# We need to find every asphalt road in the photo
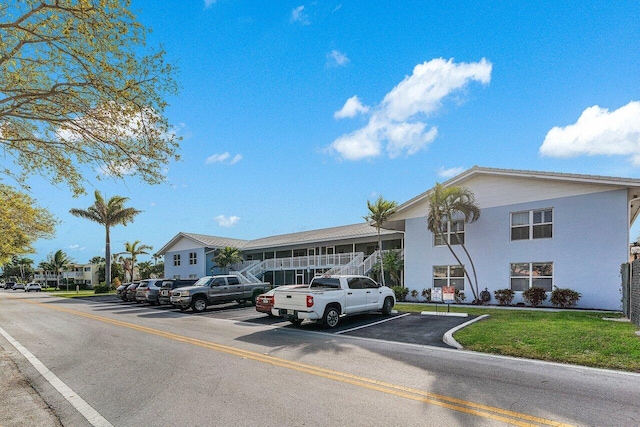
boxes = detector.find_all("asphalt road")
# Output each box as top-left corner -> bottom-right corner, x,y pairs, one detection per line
1,292 -> 640,426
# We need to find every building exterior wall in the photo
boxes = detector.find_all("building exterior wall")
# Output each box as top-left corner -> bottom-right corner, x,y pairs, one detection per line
403,189 -> 628,310
163,247 -> 207,279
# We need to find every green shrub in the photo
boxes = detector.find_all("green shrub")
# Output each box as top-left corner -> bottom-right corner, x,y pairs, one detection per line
410,289 -> 419,301
455,289 -> 466,303
494,288 -> 515,306
522,287 -> 548,307
392,286 -> 409,302
421,288 -> 431,302
93,284 -> 111,294
550,287 -> 581,308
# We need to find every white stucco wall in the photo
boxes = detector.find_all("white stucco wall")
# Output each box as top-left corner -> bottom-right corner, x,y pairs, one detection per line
403,188 -> 628,310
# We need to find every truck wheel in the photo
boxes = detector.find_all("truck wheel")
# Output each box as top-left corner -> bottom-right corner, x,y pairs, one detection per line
290,319 -> 303,326
251,292 -> 260,306
322,306 -> 340,328
191,297 -> 207,313
382,297 -> 393,315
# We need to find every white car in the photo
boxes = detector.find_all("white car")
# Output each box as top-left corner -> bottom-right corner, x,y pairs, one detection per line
25,283 -> 42,292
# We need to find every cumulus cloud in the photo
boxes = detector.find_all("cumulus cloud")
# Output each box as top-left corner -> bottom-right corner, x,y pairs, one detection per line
204,0 -> 216,8
327,58 -> 492,161
327,50 -> 349,68
215,215 -> 240,227
437,166 -> 465,178
540,101 -> 640,166
291,6 -> 309,24
206,152 -> 243,165
334,96 -> 369,119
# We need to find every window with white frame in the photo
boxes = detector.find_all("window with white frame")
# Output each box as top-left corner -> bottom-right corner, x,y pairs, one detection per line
510,262 -> 553,292
434,219 -> 465,246
173,254 -> 181,266
511,209 -> 553,240
189,252 -> 197,265
433,265 -> 465,291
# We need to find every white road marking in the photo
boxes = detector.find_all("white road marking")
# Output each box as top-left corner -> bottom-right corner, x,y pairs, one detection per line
0,325 -> 113,427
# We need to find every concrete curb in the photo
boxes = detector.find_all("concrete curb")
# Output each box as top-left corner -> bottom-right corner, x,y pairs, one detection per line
443,314 -> 490,349
421,311 -> 469,318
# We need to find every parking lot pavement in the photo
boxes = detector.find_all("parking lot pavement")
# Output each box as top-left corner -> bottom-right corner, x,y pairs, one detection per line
86,297 -> 476,348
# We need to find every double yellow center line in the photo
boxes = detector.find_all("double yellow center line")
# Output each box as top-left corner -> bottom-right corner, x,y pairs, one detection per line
27,299 -> 573,427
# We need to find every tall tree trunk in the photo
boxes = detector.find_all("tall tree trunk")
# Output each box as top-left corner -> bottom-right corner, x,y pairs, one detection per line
439,229 -> 479,303
105,226 -> 111,289
377,229 -> 386,287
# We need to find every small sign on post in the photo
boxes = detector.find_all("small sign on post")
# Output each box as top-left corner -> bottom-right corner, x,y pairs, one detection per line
443,286 -> 455,303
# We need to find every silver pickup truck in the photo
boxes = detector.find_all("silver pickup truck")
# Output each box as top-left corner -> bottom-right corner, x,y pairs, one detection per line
170,274 -> 270,313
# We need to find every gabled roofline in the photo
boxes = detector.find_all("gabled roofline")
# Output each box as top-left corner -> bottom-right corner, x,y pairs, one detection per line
392,165 -> 640,217
156,232 -> 249,256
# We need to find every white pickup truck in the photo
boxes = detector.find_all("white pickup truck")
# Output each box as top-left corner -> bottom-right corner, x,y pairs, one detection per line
272,275 -> 396,328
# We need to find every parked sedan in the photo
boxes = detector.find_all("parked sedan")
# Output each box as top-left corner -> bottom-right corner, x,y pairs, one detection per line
123,282 -> 140,302
25,283 -> 42,292
116,283 -> 130,300
4,282 -> 16,290
13,283 -> 26,291
255,285 -> 306,316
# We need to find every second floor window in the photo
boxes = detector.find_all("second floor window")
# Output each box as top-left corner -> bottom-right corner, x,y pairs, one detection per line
433,265 -> 465,290
511,209 -> 553,241
189,252 -> 197,265
173,254 -> 181,266
434,220 -> 465,246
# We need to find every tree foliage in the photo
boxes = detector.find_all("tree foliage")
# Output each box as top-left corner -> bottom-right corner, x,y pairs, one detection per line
44,249 -> 72,289
0,0 -> 180,195
69,190 -> 141,288
213,247 -> 243,273
0,184 -> 58,263
363,195 -> 398,287
427,183 -> 481,303
119,240 -> 152,281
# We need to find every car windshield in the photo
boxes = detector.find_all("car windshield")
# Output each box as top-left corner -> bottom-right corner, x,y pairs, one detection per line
310,278 -> 340,289
192,277 -> 213,287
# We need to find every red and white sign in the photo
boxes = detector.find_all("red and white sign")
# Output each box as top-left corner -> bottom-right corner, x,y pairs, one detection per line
442,286 -> 455,302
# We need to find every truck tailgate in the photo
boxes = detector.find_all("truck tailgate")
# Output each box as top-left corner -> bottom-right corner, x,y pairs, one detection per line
273,288 -> 312,311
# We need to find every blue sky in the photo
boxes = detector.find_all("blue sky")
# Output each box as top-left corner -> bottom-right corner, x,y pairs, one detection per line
22,1 -> 640,264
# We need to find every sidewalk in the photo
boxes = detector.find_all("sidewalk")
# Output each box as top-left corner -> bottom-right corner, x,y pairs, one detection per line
0,350 -> 61,427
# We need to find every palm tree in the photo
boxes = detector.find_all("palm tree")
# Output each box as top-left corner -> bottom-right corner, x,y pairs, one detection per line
15,257 -> 34,282
213,247 -> 243,273
119,240 -> 153,281
427,183 -> 481,303
363,196 -> 398,287
70,191 -> 141,289
47,250 -> 72,290
137,261 -> 153,279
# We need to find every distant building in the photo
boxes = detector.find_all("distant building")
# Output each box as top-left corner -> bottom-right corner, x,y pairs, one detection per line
33,263 -> 101,288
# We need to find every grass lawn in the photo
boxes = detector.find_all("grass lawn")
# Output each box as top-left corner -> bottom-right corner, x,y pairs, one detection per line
43,289 -> 115,298
397,303 -> 640,372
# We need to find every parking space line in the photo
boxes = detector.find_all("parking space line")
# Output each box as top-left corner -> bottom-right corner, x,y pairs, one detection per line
334,312 -> 411,334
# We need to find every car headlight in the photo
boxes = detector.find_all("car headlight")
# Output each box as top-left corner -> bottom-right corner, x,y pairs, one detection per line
180,290 -> 189,296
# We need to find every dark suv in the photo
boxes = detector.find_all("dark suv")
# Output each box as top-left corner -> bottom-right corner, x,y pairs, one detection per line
158,278 -> 199,306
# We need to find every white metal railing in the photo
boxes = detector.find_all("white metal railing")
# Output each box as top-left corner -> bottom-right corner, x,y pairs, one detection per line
326,252 -> 365,275
238,253 -> 363,280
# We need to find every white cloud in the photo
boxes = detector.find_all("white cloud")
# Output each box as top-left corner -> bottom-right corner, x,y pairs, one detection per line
206,152 -> 243,165
68,244 -> 86,251
204,0 -> 216,8
437,166 -> 465,178
291,6 -> 309,25
327,57 -> 492,160
334,96 -> 369,119
215,215 -> 240,227
540,101 -> 640,166
327,50 -> 349,68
